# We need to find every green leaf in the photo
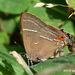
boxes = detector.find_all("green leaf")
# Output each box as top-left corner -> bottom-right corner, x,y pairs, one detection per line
60,20 -> 75,35
0,45 -> 26,75
66,0 -> 75,10
0,0 -> 30,14
0,18 -> 17,34
0,32 -> 9,44
31,55 -> 75,75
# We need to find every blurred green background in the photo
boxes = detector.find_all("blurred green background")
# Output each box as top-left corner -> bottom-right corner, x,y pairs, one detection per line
0,0 -> 75,75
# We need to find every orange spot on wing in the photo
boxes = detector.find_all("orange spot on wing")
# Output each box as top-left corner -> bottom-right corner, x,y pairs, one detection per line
57,35 -> 65,41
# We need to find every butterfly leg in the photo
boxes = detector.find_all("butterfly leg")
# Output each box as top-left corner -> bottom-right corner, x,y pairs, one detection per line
54,47 -> 64,57
26,54 -> 33,66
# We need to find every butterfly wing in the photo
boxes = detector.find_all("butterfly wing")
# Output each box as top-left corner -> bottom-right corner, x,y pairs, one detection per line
20,13 -> 65,61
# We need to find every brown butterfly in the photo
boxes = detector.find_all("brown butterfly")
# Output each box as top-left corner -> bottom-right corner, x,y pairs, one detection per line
20,12 -> 71,62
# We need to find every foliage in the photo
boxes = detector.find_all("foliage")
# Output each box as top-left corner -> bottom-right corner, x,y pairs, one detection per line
0,0 -> 75,75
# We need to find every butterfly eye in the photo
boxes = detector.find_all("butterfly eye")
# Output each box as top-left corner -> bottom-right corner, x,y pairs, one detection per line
57,35 -> 65,41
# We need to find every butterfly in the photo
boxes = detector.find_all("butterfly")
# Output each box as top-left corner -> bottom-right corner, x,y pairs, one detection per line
20,12 -> 71,62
